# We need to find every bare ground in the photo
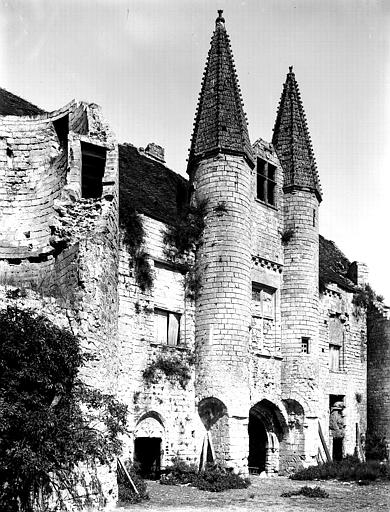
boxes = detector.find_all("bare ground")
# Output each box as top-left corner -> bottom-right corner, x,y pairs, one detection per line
114,475 -> 390,512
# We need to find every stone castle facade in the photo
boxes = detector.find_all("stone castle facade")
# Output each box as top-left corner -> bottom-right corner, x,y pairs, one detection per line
0,10 -> 389,507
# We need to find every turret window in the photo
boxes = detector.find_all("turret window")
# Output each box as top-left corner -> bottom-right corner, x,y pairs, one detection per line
256,157 -> 276,206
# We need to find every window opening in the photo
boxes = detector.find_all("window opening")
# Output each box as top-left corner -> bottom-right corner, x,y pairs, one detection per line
53,115 -> 69,150
81,142 -> 106,198
301,337 -> 310,354
154,308 -> 181,346
329,344 -> 341,371
256,157 -> 276,206
6,147 -> 13,168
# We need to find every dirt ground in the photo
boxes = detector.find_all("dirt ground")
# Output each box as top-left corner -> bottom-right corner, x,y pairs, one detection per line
114,475 -> 390,512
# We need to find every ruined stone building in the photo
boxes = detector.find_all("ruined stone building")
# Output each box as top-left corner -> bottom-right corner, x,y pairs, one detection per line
0,10 -> 389,505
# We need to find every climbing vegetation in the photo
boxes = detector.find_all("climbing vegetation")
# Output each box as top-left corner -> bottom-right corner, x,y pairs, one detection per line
142,350 -> 195,389
0,307 -> 127,512
121,208 -> 154,291
163,199 -> 207,299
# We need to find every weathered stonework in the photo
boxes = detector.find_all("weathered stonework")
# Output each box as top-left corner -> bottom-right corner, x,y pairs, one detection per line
2,9 -> 386,512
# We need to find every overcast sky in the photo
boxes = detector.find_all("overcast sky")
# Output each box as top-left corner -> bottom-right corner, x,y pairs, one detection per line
1,0 -> 389,302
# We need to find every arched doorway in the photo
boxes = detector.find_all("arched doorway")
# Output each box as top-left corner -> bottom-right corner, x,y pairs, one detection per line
198,397 -> 229,467
134,413 -> 165,479
248,413 -> 268,472
248,400 -> 286,475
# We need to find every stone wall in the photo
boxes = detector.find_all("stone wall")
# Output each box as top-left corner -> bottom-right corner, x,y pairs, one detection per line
318,286 -> 367,460
367,304 -> 390,454
117,215 -> 198,468
0,102 -> 120,509
281,187 -> 320,465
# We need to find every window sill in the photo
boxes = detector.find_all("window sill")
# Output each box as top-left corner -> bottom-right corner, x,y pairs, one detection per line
150,342 -> 189,352
254,198 -> 278,211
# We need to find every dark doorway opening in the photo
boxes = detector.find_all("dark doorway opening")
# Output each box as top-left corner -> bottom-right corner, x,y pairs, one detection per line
134,437 -> 161,479
248,412 -> 267,474
333,438 -> 343,461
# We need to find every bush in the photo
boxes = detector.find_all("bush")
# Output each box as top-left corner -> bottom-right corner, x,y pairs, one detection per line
194,465 -> 250,492
117,463 -> 149,505
161,461 -> 250,492
291,456 -> 390,483
0,307 -> 128,512
160,457 -> 198,486
282,485 -> 329,498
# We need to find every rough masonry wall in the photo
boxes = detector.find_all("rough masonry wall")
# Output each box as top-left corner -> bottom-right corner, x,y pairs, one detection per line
367,305 -> 390,453
0,102 -> 120,508
319,287 -> 367,458
281,188 -> 320,463
117,215 -> 198,468
192,153 -> 252,471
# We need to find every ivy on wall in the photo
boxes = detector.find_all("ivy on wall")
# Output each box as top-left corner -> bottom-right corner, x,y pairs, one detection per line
163,199 -> 207,299
142,350 -> 195,389
121,208 -> 154,292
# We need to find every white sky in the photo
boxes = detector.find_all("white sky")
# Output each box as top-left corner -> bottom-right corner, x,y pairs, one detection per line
1,0 -> 390,301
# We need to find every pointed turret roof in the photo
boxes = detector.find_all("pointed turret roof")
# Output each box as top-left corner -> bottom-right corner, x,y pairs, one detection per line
187,11 -> 254,175
272,67 -> 322,202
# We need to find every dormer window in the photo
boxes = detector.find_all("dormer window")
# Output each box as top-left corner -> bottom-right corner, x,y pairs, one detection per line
256,157 -> 276,206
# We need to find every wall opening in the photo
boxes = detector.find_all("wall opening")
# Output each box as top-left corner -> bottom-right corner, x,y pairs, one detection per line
248,412 -> 267,473
81,142 -> 106,198
198,397 -> 229,466
134,437 -> 161,479
53,115 -> 69,150
248,400 -> 286,475
329,395 -> 345,461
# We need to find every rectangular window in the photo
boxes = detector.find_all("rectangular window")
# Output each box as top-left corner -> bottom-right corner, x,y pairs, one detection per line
252,285 -> 275,319
329,344 -> 341,371
256,157 -> 276,206
301,337 -> 310,354
81,142 -> 106,198
154,309 -> 181,346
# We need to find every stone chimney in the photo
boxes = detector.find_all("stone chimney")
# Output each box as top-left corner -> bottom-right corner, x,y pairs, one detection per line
145,142 -> 165,163
347,261 -> 369,287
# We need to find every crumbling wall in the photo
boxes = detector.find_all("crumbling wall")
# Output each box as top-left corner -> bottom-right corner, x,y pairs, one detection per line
0,101 -> 119,508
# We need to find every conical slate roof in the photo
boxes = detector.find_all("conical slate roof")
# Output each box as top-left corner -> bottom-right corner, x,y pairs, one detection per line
272,67 -> 322,202
187,11 -> 254,175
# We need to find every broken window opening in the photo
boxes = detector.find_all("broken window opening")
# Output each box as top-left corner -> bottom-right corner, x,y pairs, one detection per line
53,115 -> 69,150
81,142 -> 106,198
256,157 -> 276,206
154,308 -> 181,346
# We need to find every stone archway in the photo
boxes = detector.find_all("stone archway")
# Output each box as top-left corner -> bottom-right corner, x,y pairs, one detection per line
134,412 -> 165,479
279,399 -> 306,474
198,397 -> 229,466
248,400 -> 287,475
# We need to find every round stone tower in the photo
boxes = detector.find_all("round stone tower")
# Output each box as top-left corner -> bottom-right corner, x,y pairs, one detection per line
272,67 -> 323,462
187,11 -> 255,471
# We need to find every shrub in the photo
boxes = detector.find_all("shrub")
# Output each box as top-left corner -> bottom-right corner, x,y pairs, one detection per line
160,461 -> 250,492
0,307 -> 128,512
117,463 -> 149,505
160,457 -> 198,486
291,456 -> 390,483
194,465 -> 250,492
282,486 -> 329,498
